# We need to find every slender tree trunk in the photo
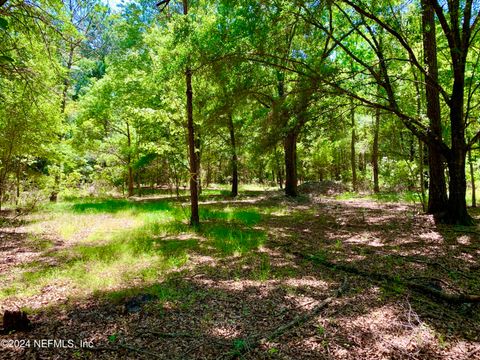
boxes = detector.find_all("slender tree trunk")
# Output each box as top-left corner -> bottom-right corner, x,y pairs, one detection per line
284,130 -> 298,197
350,100 -> 357,192
61,46 -> 74,114
126,122 -> 134,197
186,67 -> 199,225
136,174 -> 142,197
195,132 -> 202,195
419,140 -> 426,211
274,147 -> 283,189
183,0 -> 199,225
15,162 -> 20,207
372,106 -> 380,193
228,113 -> 238,197
49,46 -> 75,204
469,149 -> 476,207
422,0 -> 448,215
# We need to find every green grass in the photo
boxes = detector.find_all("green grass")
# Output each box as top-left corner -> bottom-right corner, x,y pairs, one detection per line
0,197 -> 267,301
202,224 -> 266,256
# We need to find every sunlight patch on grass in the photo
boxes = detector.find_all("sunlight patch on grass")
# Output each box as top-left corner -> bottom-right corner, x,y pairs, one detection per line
0,200 -> 196,300
200,207 -> 262,226
203,224 -> 266,256
0,196 -> 269,303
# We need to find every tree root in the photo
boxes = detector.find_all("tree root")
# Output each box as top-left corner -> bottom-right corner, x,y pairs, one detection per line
296,252 -> 480,304
217,278 -> 348,360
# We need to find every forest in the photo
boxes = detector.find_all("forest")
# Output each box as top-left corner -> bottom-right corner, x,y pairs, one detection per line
0,0 -> 480,358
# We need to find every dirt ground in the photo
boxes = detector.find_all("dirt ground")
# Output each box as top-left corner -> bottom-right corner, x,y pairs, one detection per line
1,191 -> 480,359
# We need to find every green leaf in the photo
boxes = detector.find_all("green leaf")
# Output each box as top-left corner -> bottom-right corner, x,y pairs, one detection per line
0,18 -> 8,30
0,55 -> 14,64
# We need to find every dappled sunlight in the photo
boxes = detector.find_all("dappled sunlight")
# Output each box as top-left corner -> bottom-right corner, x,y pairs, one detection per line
457,235 -> 471,245
0,197 -> 270,310
1,192 -> 480,359
344,234 -> 385,247
418,231 -> 444,243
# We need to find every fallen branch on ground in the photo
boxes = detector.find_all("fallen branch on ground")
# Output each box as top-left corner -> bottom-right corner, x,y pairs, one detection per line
218,278 -> 348,360
295,252 -> 480,304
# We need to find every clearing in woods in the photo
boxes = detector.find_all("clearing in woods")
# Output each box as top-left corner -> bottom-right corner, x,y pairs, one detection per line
0,187 -> 479,359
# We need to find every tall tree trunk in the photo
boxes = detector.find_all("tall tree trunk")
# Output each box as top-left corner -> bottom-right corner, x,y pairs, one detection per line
183,0 -> 199,225
469,149 -> 476,207
444,73 -> 472,224
61,46 -> 74,114
372,107 -> 380,193
49,46 -> 75,204
350,100 -> 357,192
228,113 -> 238,197
127,167 -> 134,197
419,140 -> 426,211
195,133 -> 202,195
284,130 -> 298,197
275,147 -> 283,189
126,122 -> 134,197
15,162 -> 20,207
186,67 -> 199,225
421,0 -> 448,215
136,173 -> 142,197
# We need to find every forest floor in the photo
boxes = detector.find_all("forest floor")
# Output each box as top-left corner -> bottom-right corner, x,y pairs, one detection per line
0,185 -> 480,359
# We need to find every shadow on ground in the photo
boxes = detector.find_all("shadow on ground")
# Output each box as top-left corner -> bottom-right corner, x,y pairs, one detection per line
0,191 -> 479,359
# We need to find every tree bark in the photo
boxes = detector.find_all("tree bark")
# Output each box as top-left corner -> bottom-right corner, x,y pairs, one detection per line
350,99 -> 357,191
183,0 -> 199,225
227,113 -> 238,197
421,0 -> 448,215
468,149 -> 476,207
444,80 -> 472,224
284,130 -> 298,197
186,67 -> 199,225
15,162 -> 20,207
195,133 -> 202,195
275,147 -> 283,189
126,122 -> 134,197
372,107 -> 380,193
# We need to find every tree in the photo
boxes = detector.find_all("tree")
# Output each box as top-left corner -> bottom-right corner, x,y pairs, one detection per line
300,0 -> 480,224
421,0 -> 448,215
157,0 -> 199,225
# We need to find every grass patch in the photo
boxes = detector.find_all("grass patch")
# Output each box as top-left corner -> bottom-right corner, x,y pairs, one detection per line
202,224 -> 266,256
200,207 -> 261,226
71,199 -> 173,214
25,234 -> 54,251
252,253 -> 272,281
0,196 -> 269,301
